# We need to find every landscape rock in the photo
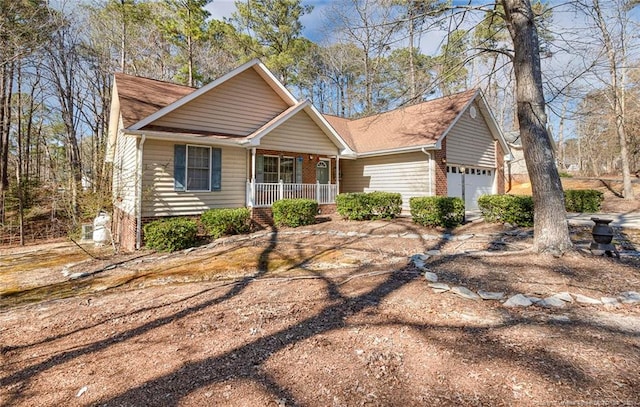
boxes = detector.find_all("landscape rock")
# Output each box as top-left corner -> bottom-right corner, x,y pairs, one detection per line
452,234 -> 474,241
503,294 -> 533,308
554,292 -> 574,302
428,282 -> 450,293
451,286 -> 480,300
526,296 -> 543,304
425,250 -> 442,256
401,233 -> 421,239
477,290 -> 505,300
424,272 -> 438,282
618,291 -> 640,304
601,297 -> 620,307
541,296 -> 566,308
574,294 -> 602,305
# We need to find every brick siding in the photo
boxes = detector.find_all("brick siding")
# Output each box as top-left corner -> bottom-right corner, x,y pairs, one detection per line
434,138 -> 447,196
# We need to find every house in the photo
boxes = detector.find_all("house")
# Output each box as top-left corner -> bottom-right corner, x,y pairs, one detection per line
107,60 -> 510,251
106,59 -> 355,251
328,89 -> 511,211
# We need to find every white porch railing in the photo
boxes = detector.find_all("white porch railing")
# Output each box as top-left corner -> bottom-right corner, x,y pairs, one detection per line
246,181 -> 338,207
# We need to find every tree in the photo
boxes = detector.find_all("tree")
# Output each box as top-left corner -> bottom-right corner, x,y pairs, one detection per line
156,0 -> 211,86
325,0 -> 403,115
0,0 -> 56,216
575,0 -> 635,199
501,0 -> 572,253
435,29 -> 469,95
230,0 -> 312,86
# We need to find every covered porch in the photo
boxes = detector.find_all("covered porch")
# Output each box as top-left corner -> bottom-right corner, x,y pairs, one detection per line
245,147 -> 340,208
246,181 -> 338,207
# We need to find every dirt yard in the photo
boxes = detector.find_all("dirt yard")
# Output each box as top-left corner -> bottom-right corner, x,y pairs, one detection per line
1,189 -> 640,406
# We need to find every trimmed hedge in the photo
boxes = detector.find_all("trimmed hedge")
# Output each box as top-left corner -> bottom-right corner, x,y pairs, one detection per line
409,196 -> 465,228
336,191 -> 402,220
477,194 -> 534,226
201,207 -> 251,239
564,189 -> 603,213
272,198 -> 318,227
143,217 -> 198,252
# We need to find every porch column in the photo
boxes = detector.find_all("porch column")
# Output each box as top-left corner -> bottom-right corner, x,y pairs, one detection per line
249,148 -> 256,207
336,155 -> 340,194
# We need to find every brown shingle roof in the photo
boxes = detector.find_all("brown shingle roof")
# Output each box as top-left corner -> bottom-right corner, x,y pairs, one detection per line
325,89 -> 478,154
114,73 -> 195,128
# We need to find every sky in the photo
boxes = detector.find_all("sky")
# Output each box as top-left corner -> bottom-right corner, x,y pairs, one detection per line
204,0 -> 640,138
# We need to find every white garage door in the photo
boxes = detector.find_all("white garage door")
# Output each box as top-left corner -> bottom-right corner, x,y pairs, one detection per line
446,165 -> 494,210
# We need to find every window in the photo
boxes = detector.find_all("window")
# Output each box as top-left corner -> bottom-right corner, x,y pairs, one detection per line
174,145 -> 222,192
280,157 -> 294,183
263,156 -> 279,183
187,146 -> 210,190
257,154 -> 300,183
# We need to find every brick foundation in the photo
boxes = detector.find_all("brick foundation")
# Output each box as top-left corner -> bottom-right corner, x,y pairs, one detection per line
112,207 -> 137,253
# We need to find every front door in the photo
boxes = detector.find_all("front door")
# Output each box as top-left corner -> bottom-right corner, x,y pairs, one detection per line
316,160 -> 329,184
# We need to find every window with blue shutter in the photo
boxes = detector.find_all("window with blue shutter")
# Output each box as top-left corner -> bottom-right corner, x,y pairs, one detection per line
174,144 -> 222,192
174,145 -> 186,191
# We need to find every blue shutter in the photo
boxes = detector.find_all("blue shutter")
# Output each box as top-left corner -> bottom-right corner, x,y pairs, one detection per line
256,154 -> 264,183
211,148 -> 222,191
296,157 -> 303,183
174,144 -> 186,191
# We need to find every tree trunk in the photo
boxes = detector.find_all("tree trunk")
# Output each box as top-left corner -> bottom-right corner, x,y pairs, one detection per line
501,0 -> 572,254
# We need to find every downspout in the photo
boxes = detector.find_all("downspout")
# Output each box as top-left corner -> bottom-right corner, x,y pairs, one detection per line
136,134 -> 146,250
421,147 -> 432,196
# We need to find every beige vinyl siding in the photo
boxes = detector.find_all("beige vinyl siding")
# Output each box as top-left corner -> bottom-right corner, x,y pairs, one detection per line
141,140 -> 247,217
341,151 -> 431,211
259,110 -> 339,155
151,69 -> 289,135
112,134 -> 138,215
446,103 -> 496,167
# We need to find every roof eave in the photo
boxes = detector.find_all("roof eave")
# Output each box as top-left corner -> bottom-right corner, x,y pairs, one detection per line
123,129 -> 246,147
356,144 -> 437,158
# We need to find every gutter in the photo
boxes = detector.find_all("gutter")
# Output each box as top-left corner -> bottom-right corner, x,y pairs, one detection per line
124,129 -> 243,147
136,135 -> 146,250
356,144 -> 437,158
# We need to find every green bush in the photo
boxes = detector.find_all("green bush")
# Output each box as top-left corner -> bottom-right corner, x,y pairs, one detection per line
564,189 -> 603,213
336,193 -> 370,220
477,194 -> 534,226
272,199 -> 318,227
201,207 -> 251,239
367,191 -> 402,219
336,191 -> 402,220
409,196 -> 465,228
143,217 -> 198,252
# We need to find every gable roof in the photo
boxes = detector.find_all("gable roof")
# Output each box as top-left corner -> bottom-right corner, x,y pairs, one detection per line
129,59 -> 298,131
325,89 -> 479,155
114,73 -> 195,128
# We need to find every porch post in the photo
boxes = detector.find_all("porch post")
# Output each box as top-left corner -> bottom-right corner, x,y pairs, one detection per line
250,148 -> 256,207
316,180 -> 321,203
279,180 -> 284,201
336,155 -> 340,194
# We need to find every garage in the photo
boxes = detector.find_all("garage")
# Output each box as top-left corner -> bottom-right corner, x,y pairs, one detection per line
446,164 -> 495,210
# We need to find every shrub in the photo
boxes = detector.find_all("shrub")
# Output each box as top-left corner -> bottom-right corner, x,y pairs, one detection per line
336,191 -> 402,220
143,217 -> 198,252
336,193 -> 370,220
564,189 -> 603,213
477,194 -> 534,226
409,196 -> 465,228
272,199 -> 318,227
201,208 -> 251,239
366,191 -> 402,219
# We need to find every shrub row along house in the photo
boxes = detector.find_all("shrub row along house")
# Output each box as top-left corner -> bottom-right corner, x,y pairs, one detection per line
107,59 -> 511,251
